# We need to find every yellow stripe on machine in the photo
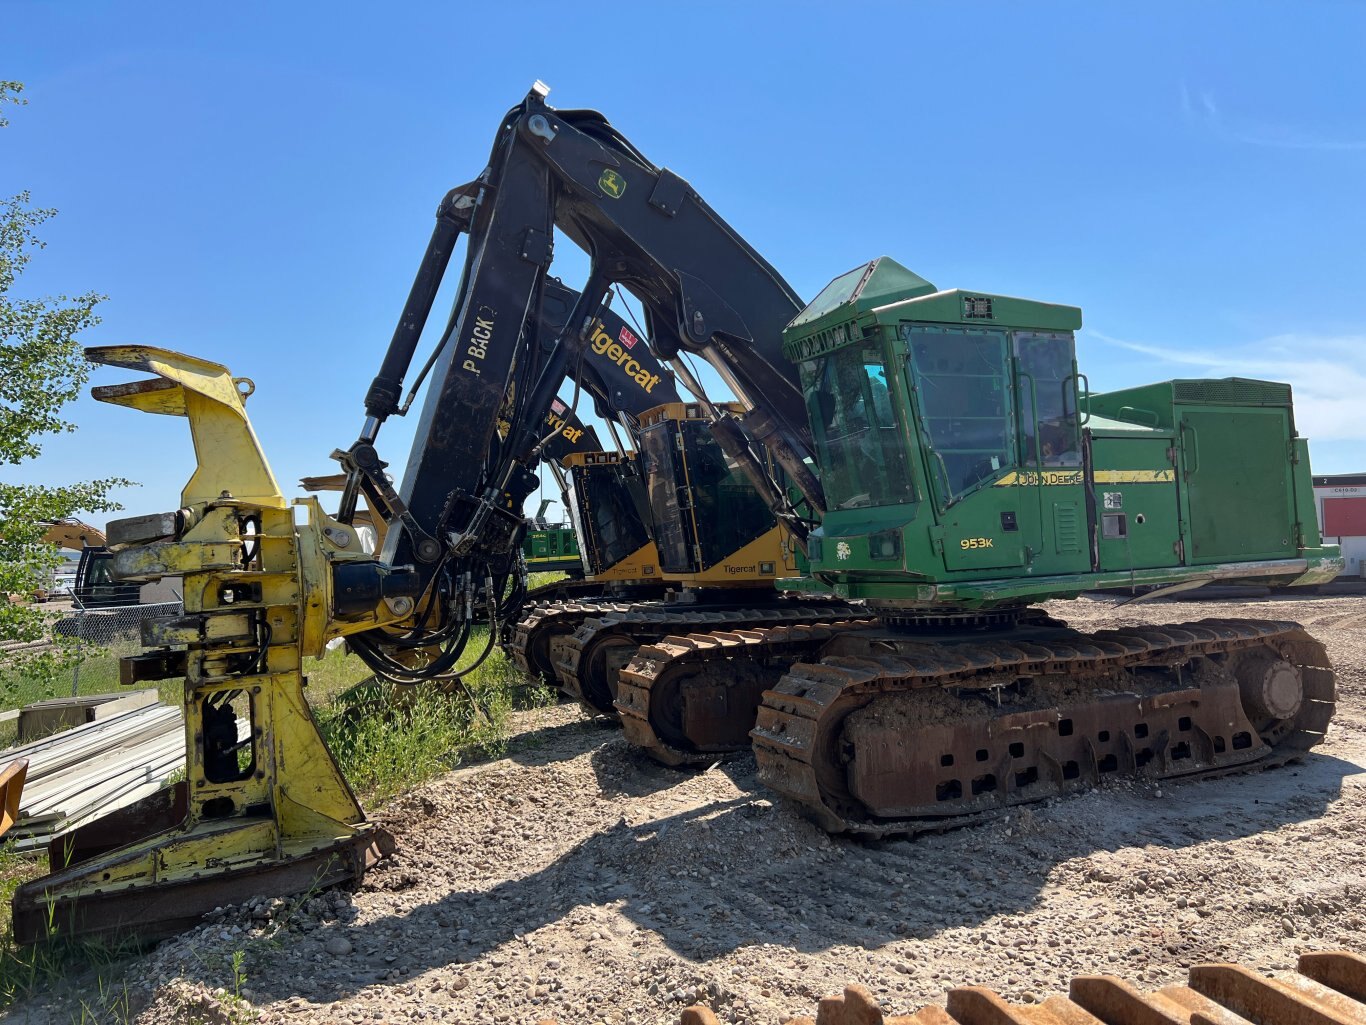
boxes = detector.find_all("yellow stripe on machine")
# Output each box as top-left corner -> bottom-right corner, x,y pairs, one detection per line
994,468 -> 1174,487
1096,469 -> 1174,483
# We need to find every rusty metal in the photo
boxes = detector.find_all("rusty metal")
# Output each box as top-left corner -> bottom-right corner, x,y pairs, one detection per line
43,781 -> 188,869
0,759 -> 28,838
751,618 -> 1334,836
616,619 -> 873,766
1300,953 -> 1366,1005
756,950 -> 1366,1025
507,598 -> 637,684
505,577 -> 676,684
13,828 -> 391,945
555,602 -> 871,718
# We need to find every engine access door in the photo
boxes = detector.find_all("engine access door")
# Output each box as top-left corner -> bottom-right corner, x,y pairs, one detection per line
1179,408 -> 1298,564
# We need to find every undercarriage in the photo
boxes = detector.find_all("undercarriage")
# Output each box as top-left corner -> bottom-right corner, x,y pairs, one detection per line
507,596 -> 874,718
753,616 -> 1334,835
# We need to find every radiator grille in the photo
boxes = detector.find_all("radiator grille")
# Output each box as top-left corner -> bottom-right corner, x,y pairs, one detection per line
1172,379 -> 1290,407
963,296 -> 994,320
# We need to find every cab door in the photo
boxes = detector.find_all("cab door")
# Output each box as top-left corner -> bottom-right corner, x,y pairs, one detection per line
1010,331 -> 1089,576
905,325 -> 1027,572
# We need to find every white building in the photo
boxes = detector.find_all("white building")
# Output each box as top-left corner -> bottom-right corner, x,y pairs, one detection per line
1313,473 -> 1366,578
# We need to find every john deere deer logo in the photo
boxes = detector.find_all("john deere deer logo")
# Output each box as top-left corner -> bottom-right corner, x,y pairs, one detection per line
598,169 -> 626,199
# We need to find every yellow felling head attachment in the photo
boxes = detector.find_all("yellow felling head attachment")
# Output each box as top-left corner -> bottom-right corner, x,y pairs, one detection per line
86,345 -> 287,510
12,345 -> 394,946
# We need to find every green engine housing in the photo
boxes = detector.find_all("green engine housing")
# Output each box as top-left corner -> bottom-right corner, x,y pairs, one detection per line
781,258 -> 1341,611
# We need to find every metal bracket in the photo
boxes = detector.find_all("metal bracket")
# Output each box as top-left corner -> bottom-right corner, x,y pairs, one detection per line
521,227 -> 553,266
648,169 -> 688,217
334,444 -> 443,563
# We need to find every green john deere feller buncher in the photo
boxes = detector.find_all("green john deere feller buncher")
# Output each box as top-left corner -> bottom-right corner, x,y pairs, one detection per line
741,260 -> 1339,833
12,84 -> 1338,943
523,500 -> 581,576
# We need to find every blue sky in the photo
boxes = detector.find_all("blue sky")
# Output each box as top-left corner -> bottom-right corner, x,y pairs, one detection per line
5,2 -> 1365,525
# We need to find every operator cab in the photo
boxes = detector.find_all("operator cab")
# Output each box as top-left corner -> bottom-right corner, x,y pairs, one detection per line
560,450 -> 659,583
635,402 -> 795,585
784,257 -> 1088,588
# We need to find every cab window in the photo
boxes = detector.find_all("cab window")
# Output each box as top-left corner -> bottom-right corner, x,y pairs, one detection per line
679,422 -> 773,567
800,345 -> 914,510
86,555 -> 116,586
904,326 -> 1013,502
1014,332 -> 1080,466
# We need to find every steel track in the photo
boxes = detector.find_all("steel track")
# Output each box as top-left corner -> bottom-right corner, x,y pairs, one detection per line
506,599 -> 637,683
749,618 -> 1334,836
616,619 -> 872,765
552,602 -> 872,718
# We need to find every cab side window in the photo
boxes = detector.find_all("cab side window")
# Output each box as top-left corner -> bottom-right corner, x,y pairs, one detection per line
1014,332 -> 1080,467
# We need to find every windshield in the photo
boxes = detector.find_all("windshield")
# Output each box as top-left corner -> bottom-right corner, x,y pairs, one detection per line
679,422 -> 772,567
904,326 -> 1013,502
800,344 -> 914,510
568,463 -> 651,572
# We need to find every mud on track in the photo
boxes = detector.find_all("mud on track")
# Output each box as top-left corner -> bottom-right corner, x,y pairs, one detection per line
11,593 -> 1366,1025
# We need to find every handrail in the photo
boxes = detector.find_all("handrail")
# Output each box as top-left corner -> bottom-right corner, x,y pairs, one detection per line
1181,419 -> 1201,479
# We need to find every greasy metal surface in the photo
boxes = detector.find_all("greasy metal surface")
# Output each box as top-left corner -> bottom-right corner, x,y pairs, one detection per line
762,950 -> 1366,1025
555,602 -> 870,718
751,618 -> 1334,836
616,619 -> 874,767
0,759 -> 27,837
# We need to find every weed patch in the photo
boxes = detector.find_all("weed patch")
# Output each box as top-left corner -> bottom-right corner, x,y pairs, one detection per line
316,626 -> 552,805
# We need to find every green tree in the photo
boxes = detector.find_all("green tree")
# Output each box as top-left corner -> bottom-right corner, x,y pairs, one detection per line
0,81 -> 130,703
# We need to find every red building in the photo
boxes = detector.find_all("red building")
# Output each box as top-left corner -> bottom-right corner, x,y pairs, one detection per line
1314,473 -> 1366,578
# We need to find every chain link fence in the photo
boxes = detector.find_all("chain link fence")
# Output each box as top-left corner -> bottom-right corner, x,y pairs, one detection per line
61,599 -> 183,695
0,600 -> 184,728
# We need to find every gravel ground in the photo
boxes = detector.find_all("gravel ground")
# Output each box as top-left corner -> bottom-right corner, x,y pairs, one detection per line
10,592 -> 1366,1025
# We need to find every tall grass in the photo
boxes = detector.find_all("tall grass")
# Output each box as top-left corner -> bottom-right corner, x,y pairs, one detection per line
314,625 -> 551,805
0,840 -> 143,1015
